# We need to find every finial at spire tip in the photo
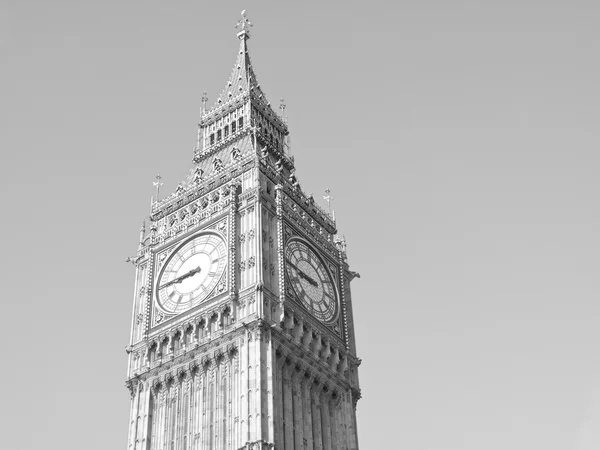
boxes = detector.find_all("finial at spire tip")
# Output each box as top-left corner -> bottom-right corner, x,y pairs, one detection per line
235,10 -> 253,40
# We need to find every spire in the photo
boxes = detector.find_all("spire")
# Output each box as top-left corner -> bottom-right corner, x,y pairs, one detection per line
194,11 -> 289,163
205,10 -> 272,114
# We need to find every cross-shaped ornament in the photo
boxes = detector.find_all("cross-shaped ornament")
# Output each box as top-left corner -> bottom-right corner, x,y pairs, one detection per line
201,91 -> 208,112
279,97 -> 286,117
235,10 -> 253,35
324,189 -> 334,217
153,174 -> 163,201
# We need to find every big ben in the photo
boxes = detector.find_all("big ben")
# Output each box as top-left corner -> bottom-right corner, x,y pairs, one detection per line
125,12 -> 361,450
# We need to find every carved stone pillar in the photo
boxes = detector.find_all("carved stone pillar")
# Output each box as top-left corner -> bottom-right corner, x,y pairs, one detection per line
302,325 -> 313,350
292,365 -> 305,450
311,379 -> 323,450
303,370 -> 315,450
274,351 -> 286,449
313,333 -> 322,359
321,389 -> 332,450
283,357 -> 294,450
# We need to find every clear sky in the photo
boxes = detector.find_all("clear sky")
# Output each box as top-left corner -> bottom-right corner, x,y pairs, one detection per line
2,1 -> 600,449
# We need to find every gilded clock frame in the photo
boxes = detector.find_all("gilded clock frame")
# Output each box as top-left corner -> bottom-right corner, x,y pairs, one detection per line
151,223 -> 229,323
284,235 -> 341,325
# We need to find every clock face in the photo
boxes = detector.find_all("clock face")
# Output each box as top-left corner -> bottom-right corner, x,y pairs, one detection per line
156,233 -> 227,314
285,238 -> 338,323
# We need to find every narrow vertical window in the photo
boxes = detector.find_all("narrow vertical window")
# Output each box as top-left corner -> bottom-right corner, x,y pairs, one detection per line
224,125 -> 229,137
210,134 -> 215,145
231,121 -> 236,133
238,117 -> 244,129
217,130 -> 222,142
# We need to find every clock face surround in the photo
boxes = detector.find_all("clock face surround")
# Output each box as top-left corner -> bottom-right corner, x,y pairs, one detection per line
285,238 -> 338,323
155,232 -> 227,314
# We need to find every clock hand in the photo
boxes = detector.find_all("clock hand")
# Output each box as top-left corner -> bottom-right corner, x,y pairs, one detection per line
298,271 -> 319,288
177,266 -> 202,282
159,266 -> 202,290
286,259 -> 319,287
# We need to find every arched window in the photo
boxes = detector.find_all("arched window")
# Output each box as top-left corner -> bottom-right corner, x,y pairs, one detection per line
197,319 -> 206,340
172,333 -> 181,353
149,343 -> 157,363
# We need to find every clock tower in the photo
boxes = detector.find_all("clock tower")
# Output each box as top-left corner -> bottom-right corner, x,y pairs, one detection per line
125,12 -> 361,450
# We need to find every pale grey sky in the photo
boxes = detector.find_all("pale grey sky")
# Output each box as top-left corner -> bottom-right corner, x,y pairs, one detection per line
2,1 -> 600,449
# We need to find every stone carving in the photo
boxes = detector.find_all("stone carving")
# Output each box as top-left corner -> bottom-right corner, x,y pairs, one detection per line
177,367 -> 187,383
231,146 -> 241,162
193,167 -> 203,183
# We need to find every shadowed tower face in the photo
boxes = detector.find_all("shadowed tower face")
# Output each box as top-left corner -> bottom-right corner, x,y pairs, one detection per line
125,11 -> 361,450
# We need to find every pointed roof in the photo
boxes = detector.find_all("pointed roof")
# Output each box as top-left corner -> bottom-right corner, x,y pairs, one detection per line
203,11 -> 281,125
207,34 -> 259,110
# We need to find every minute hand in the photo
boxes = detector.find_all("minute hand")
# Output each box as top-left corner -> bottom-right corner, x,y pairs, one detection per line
159,266 -> 201,290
